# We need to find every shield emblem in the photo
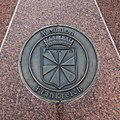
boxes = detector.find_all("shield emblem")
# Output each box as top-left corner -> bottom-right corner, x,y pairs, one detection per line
41,47 -> 77,89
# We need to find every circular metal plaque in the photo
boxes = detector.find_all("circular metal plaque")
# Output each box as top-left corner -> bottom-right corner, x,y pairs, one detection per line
19,25 -> 98,103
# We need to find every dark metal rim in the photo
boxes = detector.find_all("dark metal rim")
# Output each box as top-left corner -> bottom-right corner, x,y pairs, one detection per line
18,24 -> 99,103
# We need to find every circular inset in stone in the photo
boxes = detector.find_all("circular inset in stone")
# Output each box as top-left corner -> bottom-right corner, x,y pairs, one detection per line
19,25 -> 98,103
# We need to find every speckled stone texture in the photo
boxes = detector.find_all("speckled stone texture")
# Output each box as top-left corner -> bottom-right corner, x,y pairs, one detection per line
97,0 -> 120,53
0,0 -> 18,45
0,0 -> 120,119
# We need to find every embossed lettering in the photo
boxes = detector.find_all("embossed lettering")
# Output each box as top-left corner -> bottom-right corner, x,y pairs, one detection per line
35,86 -> 45,95
49,93 -> 54,98
64,92 -> 69,98
76,86 -> 83,93
40,28 -> 74,37
73,90 -> 77,95
36,86 -> 41,92
44,91 -> 49,97
56,92 -> 61,99
69,92 -> 74,97
41,30 -> 48,36
40,89 -> 44,94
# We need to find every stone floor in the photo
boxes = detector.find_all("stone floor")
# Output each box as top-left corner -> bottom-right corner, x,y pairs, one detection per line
0,0 -> 18,44
0,0 -> 120,120
97,0 -> 120,53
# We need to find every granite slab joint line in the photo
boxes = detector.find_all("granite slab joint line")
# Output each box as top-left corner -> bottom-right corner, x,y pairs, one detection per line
0,0 -> 21,53
94,0 -> 120,60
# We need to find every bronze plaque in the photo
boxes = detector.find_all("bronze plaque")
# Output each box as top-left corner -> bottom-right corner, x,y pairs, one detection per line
19,25 -> 98,103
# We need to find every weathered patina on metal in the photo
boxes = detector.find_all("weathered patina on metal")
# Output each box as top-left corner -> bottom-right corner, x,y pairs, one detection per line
18,25 -> 98,103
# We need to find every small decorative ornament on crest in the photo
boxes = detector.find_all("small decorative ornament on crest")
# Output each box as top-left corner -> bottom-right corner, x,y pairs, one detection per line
19,25 -> 99,103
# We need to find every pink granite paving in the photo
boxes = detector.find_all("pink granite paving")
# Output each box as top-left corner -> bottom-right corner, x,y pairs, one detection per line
97,0 -> 120,53
0,0 -> 18,45
0,0 -> 120,120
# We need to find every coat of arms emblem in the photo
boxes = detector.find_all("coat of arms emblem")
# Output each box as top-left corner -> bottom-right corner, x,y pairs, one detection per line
41,47 -> 77,89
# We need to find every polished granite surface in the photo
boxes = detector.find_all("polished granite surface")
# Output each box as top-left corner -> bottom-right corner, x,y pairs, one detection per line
0,0 -> 120,119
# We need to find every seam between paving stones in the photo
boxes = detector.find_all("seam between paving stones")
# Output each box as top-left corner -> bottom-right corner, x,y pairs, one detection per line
0,0 -> 21,53
94,0 -> 120,60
